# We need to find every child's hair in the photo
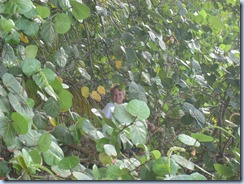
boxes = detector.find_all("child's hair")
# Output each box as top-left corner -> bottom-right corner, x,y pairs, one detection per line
110,84 -> 125,95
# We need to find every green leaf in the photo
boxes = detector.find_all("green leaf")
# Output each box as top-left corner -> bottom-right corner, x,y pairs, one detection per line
180,114 -> 195,125
55,47 -> 68,67
18,129 -> 41,147
37,132 -> 51,152
0,17 -> 15,32
53,125 -> 73,144
189,108 -> 206,125
2,73 -> 22,94
29,149 -> 42,165
44,97 -> 61,118
11,112 -> 29,135
36,6 -> 50,18
127,99 -> 150,121
96,138 -> 109,152
77,67 -> 91,80
70,1 -> 90,21
152,157 -> 170,176
130,121 -> 147,145
1,44 -> 16,67
58,89 -> 73,112
22,58 -> 41,77
99,152 -> 112,164
106,165 -> 121,179
165,172 -> 207,180
8,93 -> 34,118
104,144 -> 117,157
214,164 -> 233,178
15,17 -> 39,36
3,0 -> 33,14
190,133 -> 214,142
114,103 -> 134,125
0,117 -> 18,147
178,134 -> 200,147
54,13 -> 71,34
73,172 -> 92,180
40,21 -> 57,44
58,156 -> 80,170
0,160 -> 11,177
140,166 -> 156,180
209,16 -> 224,32
24,45 -> 38,59
125,47 -> 137,63
42,68 -> 56,83
122,32 -> 134,44
171,154 -> 195,170
43,142 -> 64,166
128,82 -> 147,102
4,30 -> 20,44
150,150 -> 161,160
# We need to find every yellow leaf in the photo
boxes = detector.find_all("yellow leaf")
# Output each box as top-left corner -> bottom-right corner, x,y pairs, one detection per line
91,90 -> 101,102
20,32 -> 29,43
48,116 -> 57,126
166,39 -> 170,45
110,55 -> 116,60
115,60 -> 122,69
56,76 -> 63,83
81,86 -> 90,98
97,86 -> 106,95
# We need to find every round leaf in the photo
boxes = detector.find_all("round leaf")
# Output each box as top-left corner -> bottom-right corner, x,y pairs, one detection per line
58,156 -> 80,170
24,45 -> 38,59
36,6 -> 50,18
99,152 -> 112,164
178,134 -> 200,147
150,150 -> 161,160
54,13 -> 71,34
114,104 -> 134,125
70,1 -> 90,21
22,58 -> 41,77
127,99 -> 150,121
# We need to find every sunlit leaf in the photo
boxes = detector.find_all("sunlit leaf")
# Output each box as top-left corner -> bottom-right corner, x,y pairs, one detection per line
70,1 -> 90,21
24,45 -> 38,59
54,13 -> 71,34
97,86 -> 106,95
127,99 -> 150,121
104,144 -> 117,157
171,154 -> 194,170
36,6 -> 50,18
178,134 -> 200,147
22,58 -> 41,77
91,91 -> 101,102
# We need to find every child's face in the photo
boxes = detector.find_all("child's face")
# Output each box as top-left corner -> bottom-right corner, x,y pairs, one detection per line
111,88 -> 125,104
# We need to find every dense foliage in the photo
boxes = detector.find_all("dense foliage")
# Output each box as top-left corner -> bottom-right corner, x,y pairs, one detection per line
0,0 -> 240,181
